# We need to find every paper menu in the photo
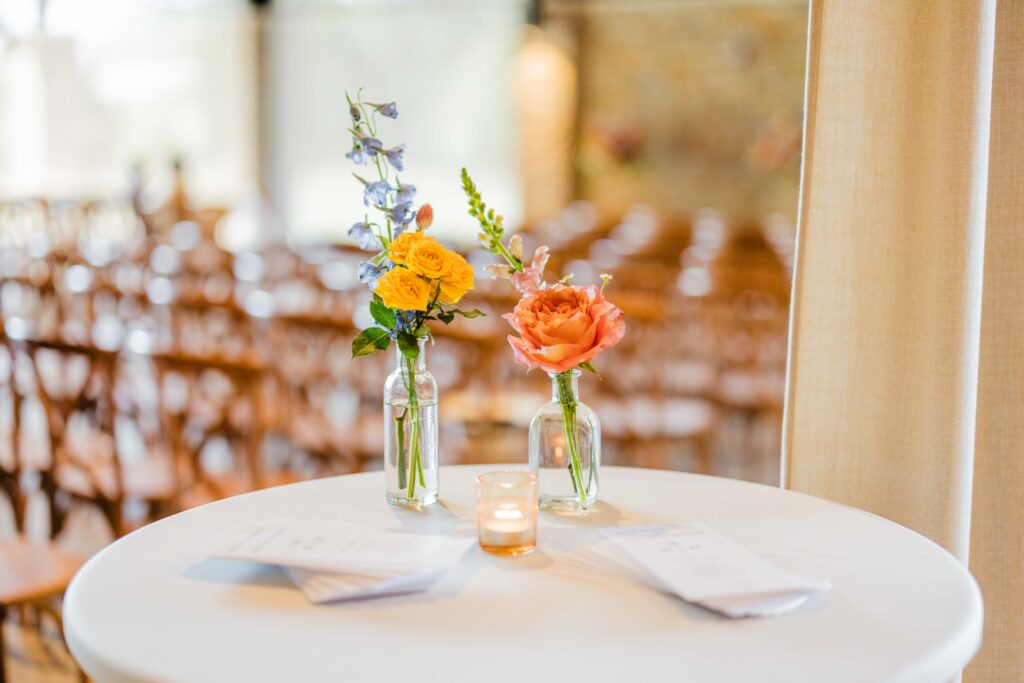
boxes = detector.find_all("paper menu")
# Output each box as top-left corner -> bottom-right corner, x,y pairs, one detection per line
211,519 -> 475,577
601,523 -> 831,604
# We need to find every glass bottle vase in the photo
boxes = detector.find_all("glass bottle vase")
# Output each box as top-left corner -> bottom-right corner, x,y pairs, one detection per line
529,370 -> 599,511
383,337 -> 439,505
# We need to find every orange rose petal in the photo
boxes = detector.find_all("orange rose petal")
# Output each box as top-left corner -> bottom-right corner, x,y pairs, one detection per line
507,335 -> 541,370
552,314 -> 598,348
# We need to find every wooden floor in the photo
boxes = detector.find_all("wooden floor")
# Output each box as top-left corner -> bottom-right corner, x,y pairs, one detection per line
3,619 -> 80,683
1,502 -> 110,683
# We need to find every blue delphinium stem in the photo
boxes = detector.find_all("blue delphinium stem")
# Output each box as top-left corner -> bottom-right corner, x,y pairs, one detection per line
347,92 -> 429,501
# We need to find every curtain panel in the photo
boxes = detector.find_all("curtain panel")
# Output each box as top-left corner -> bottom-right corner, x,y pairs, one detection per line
784,0 -> 1022,678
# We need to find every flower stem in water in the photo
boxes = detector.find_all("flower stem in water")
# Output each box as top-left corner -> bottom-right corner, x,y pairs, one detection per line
403,355 -> 422,500
556,372 -> 587,507
394,407 -> 407,490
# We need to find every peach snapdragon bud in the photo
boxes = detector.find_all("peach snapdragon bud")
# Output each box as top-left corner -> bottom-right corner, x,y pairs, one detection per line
486,264 -> 514,279
416,204 -> 434,229
509,234 -> 523,261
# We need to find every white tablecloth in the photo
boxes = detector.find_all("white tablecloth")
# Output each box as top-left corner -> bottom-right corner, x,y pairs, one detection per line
64,465 -> 982,682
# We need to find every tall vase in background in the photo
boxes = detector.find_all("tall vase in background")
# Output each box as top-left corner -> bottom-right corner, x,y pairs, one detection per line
383,337 -> 439,506
529,369 -> 600,511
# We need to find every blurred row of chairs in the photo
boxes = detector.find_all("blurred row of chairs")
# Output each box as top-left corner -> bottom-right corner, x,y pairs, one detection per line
0,194 -> 791,547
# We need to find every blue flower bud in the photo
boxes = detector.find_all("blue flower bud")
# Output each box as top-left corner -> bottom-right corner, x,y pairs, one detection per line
358,262 -> 385,289
345,141 -> 369,165
348,222 -> 381,250
360,136 -> 383,155
363,181 -> 391,207
396,182 -> 416,204
384,144 -> 406,172
375,102 -> 398,119
388,201 -> 415,227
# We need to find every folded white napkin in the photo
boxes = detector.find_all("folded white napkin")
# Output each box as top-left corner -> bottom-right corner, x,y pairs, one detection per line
559,523 -> 830,618
210,519 -> 474,604
285,566 -> 446,604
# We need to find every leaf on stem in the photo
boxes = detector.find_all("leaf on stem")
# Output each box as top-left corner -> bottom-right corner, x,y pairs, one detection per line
397,331 -> 420,360
578,361 -> 602,380
369,300 -> 396,328
352,327 -> 391,358
452,308 -> 486,319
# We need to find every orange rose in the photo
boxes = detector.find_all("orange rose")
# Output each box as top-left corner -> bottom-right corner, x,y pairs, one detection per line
405,236 -> 451,279
388,231 -> 425,265
438,252 -> 475,304
503,284 -> 625,373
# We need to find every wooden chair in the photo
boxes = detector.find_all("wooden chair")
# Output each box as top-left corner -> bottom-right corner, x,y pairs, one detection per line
0,539 -> 84,683
149,349 -> 302,508
0,336 -> 24,534
0,200 -> 49,252
140,159 -> 227,242
141,243 -> 333,505
13,338 -> 176,539
266,313 -> 365,475
0,333 -> 85,683
676,218 -> 790,473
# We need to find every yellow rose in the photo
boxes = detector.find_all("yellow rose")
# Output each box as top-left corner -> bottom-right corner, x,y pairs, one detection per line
405,236 -> 451,280
388,231 -> 424,265
375,267 -> 432,311
438,252 -> 475,304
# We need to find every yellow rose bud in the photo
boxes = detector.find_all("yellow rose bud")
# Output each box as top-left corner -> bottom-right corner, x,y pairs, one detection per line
388,231 -> 425,265
405,236 -> 452,280
374,267 -> 432,311
438,252 -> 475,305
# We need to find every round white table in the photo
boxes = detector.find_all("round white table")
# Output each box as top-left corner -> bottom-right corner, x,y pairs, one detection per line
64,466 -> 982,683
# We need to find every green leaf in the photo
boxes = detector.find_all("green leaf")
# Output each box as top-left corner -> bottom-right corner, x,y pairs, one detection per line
453,309 -> 486,319
369,300 -> 396,329
414,323 -> 431,337
351,327 -> 391,358
437,311 -> 455,325
397,332 -> 420,360
578,361 -> 603,381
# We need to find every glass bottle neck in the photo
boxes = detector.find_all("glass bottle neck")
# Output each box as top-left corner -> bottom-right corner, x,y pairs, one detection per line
549,370 -> 581,403
396,337 -> 428,373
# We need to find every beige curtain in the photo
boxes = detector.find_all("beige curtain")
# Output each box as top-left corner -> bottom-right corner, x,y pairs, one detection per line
965,1 -> 1024,679
784,0 -> 1022,679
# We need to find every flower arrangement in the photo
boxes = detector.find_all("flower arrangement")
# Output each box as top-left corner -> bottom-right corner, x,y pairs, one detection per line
345,92 -> 481,503
461,169 -> 626,508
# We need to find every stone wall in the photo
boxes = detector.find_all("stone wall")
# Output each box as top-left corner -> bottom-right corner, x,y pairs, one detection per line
549,0 -> 808,225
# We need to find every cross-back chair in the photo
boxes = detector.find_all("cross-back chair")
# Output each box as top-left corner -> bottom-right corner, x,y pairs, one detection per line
0,332 -> 85,683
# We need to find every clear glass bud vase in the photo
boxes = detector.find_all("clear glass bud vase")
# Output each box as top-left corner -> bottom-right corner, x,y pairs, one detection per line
383,337 -> 439,505
529,370 -> 600,511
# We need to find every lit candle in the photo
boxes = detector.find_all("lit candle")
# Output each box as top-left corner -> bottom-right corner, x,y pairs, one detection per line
476,472 -> 539,556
